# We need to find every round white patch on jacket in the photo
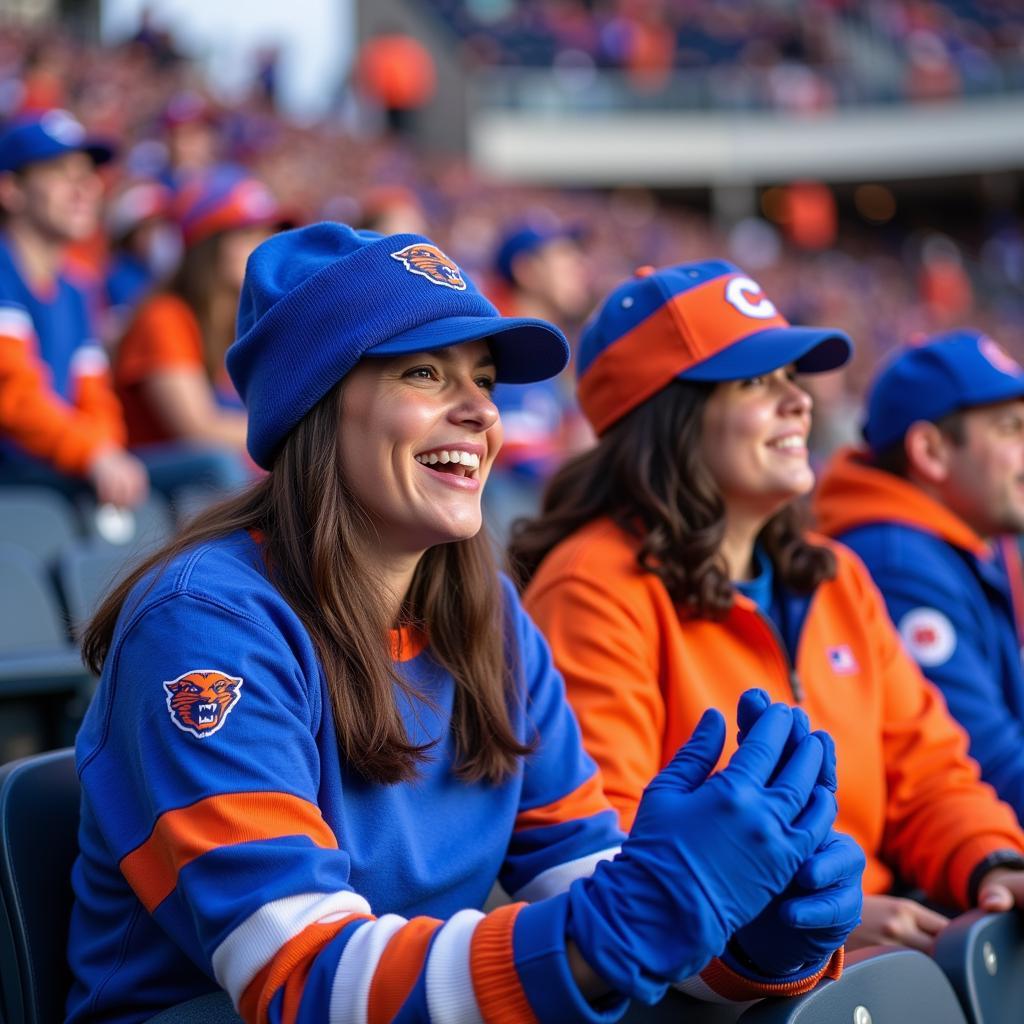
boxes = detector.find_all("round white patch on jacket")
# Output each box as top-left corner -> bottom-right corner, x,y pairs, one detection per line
898,608 -> 956,667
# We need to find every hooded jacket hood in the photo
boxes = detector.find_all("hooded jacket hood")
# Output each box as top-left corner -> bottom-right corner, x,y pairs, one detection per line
813,446 -> 989,558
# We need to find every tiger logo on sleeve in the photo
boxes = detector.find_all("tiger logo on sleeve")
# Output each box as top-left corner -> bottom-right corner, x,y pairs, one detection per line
163,669 -> 243,739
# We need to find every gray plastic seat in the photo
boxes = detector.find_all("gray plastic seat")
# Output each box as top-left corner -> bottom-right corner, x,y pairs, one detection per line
0,487 -> 79,566
0,544 -> 89,698
146,992 -> 242,1023
0,748 -> 79,1024
738,945 -> 969,1023
57,541 -> 140,636
933,909 -> 1024,1024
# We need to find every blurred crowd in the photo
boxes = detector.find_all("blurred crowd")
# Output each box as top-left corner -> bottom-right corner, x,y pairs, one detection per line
433,0 -> 1024,109
0,14 -> 1022,518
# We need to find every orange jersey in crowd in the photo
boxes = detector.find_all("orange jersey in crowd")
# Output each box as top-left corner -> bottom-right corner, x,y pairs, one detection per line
115,292 -> 239,447
524,517 -> 1024,909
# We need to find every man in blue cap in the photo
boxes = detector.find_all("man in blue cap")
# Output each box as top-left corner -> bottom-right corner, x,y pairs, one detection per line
816,330 -> 1024,828
0,109 -> 148,506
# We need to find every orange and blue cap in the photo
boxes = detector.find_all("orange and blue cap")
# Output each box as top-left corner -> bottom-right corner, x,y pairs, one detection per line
576,259 -> 852,435
175,166 -> 294,248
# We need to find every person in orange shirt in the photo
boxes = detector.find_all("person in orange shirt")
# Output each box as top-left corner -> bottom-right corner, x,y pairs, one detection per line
114,167 -> 290,495
514,259 -> 1024,954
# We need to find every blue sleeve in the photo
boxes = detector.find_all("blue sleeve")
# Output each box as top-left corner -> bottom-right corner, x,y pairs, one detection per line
500,579 -> 626,902
869,556 -> 1024,820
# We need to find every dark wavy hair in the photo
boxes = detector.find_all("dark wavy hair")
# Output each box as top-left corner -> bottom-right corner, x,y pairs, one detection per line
508,379 -> 836,617
83,383 -> 530,785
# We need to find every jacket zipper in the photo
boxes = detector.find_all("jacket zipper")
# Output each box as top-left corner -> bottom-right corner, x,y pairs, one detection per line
751,608 -> 804,703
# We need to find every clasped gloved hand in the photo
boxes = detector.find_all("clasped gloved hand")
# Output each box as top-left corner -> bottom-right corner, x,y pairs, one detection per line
566,693 -> 837,1004
731,689 -> 865,978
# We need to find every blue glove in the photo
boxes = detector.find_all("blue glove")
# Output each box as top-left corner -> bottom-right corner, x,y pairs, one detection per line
731,689 -> 864,977
566,695 -> 837,1004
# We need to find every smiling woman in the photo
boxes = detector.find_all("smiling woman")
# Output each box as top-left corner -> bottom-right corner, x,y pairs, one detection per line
65,226 -> 861,1023
514,258 -> 1024,966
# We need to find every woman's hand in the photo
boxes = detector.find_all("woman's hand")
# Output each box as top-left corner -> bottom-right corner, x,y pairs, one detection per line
845,894 -> 950,952
566,694 -> 837,1003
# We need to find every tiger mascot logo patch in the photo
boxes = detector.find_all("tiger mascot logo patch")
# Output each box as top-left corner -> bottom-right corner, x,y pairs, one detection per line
390,243 -> 467,290
163,669 -> 243,739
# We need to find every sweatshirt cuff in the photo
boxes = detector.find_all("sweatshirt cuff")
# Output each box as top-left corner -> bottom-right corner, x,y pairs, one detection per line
948,836 -> 1024,908
514,895 -> 629,1024
677,947 -> 843,1003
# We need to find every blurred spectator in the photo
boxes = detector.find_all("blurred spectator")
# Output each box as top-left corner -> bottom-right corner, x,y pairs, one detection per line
113,167 -> 290,495
485,220 -> 594,539
102,178 -> 180,340
356,29 -> 437,139
357,183 -> 430,235
159,91 -> 222,190
0,109 -> 149,508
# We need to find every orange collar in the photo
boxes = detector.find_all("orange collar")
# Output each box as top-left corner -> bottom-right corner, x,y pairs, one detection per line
814,447 -> 989,558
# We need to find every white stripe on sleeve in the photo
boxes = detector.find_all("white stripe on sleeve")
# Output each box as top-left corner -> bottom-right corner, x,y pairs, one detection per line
329,913 -> 407,1024
0,306 -> 35,344
424,909 -> 485,1024
212,889 -> 372,1006
512,846 -> 620,903
70,344 -> 110,376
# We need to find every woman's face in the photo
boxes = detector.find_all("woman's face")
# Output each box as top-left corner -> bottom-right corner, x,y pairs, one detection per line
338,340 -> 502,557
699,366 -> 815,523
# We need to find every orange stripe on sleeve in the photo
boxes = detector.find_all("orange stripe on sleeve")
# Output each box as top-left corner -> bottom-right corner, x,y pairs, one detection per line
366,917 -> 443,1024
237,913 -> 371,1024
120,791 -> 338,913
514,773 -> 610,832
470,903 -> 537,1024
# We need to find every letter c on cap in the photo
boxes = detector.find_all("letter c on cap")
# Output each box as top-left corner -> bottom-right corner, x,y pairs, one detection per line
725,277 -> 778,319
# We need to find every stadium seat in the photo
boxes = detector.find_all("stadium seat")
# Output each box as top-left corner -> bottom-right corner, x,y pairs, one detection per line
0,544 -> 90,698
0,748 -> 79,1024
736,946 -> 969,1023
57,541 -> 138,636
933,909 -> 1024,1024
0,487 -> 79,567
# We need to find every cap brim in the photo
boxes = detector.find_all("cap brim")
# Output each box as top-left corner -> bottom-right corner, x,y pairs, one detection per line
679,326 -> 852,382
364,314 -> 570,384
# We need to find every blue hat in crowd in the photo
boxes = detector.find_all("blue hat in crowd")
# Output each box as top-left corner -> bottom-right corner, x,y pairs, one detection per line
576,259 -> 852,435
863,329 -> 1024,454
227,221 -> 571,469
0,110 -> 114,174
494,222 -> 584,283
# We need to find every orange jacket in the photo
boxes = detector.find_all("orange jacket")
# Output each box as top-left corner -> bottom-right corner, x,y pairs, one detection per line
524,517 -> 1024,909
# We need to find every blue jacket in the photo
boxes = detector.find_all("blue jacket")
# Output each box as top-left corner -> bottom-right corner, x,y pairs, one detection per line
816,448 -> 1024,822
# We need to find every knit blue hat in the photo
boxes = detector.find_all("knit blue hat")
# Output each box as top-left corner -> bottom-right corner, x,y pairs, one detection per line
227,222 -> 570,469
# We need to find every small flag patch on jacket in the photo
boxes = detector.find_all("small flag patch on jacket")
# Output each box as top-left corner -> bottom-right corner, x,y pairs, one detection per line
826,645 -> 858,674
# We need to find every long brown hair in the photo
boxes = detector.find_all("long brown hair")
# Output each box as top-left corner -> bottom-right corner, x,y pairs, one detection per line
83,383 -> 530,785
166,232 -> 237,383
509,379 -> 835,617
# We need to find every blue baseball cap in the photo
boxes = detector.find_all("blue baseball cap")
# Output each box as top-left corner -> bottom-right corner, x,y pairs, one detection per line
577,259 -> 852,435
863,329 -> 1024,454
494,222 -> 585,283
228,222 -> 571,468
0,110 -> 114,174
